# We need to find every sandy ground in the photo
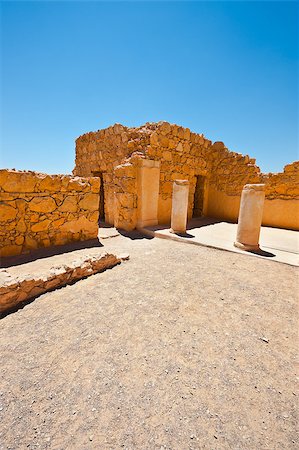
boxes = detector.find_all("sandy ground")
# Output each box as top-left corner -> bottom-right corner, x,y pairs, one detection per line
0,234 -> 298,450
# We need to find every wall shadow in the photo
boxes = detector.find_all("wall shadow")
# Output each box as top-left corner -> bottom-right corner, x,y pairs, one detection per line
171,232 -> 195,239
117,229 -> 154,240
187,217 -> 224,229
248,248 -> 276,258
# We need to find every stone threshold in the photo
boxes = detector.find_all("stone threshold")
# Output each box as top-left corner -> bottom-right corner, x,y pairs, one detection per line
0,249 -> 129,316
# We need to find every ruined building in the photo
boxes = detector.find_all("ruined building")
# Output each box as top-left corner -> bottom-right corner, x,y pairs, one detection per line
0,122 -> 298,257
74,122 -> 298,231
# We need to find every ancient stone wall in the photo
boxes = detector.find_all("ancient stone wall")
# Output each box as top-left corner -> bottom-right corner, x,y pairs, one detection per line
262,161 -> 299,200
113,158 -> 138,231
142,122 -> 212,223
206,141 -> 262,222
0,170 -> 100,257
75,122 -> 213,224
2,123 -> 296,259
262,162 -> 299,230
74,121 -> 299,231
208,141 -> 261,195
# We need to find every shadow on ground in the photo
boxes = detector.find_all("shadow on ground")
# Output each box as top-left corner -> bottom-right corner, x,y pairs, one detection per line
117,230 -> 154,241
170,231 -> 195,238
248,248 -> 276,258
0,239 -> 104,269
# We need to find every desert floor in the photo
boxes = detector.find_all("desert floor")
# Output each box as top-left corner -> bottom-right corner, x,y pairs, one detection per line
0,233 -> 298,450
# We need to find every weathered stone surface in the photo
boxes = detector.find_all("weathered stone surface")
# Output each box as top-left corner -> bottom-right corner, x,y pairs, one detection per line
74,121 -> 298,231
60,216 -> 97,235
1,171 -> 36,193
0,251 -> 123,313
29,197 -> 57,213
0,244 -> 22,258
15,236 -> 25,245
25,236 -> 38,250
0,170 -> 100,257
79,193 -> 99,210
0,122 -> 298,258
52,218 -> 65,228
89,211 -> 99,222
58,196 -> 78,212
38,176 -> 62,192
0,204 -> 17,221
31,219 -> 51,232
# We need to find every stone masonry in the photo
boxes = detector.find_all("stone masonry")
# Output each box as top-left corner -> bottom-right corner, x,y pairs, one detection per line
1,121 -> 298,258
74,122 -> 299,231
0,170 -> 100,257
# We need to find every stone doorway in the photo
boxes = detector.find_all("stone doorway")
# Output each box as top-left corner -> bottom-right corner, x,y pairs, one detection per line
193,175 -> 205,217
92,171 -> 105,223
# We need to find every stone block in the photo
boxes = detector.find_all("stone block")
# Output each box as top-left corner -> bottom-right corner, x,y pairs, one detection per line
61,215 -> 98,236
176,142 -> 183,152
16,219 -> 27,232
58,196 -> 78,212
68,178 -> 88,191
159,122 -> 171,135
0,204 -> 17,221
150,132 -> 159,146
90,178 -> 101,193
29,197 -> 57,213
163,151 -> 172,161
79,193 -> 99,211
31,219 -> 51,232
52,217 -> 65,229
89,211 -> 99,222
1,172 -> 36,193
15,236 -> 25,245
38,176 -> 62,192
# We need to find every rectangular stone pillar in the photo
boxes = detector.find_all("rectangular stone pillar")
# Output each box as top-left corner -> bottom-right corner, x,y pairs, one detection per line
234,184 -> 265,250
137,159 -> 160,228
170,180 -> 189,234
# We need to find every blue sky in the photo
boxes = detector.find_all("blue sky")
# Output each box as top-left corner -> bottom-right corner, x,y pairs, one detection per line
1,1 -> 298,174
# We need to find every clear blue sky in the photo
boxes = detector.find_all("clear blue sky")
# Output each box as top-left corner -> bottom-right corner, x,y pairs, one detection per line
1,1 -> 298,174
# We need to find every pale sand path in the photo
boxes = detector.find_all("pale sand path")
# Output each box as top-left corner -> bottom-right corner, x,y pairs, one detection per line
0,234 -> 298,449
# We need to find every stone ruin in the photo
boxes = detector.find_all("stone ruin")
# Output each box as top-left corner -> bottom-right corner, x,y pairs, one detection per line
0,121 -> 298,258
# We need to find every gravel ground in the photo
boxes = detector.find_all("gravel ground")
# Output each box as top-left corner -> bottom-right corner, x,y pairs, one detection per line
0,234 -> 298,450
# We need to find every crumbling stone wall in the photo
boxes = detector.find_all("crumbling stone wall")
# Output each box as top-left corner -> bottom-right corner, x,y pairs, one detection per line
262,162 -> 299,230
74,121 -> 298,230
113,158 -> 138,231
206,141 -> 262,222
0,170 -> 100,257
142,122 -> 212,223
74,123 -> 144,177
262,162 -> 299,200
75,122 -> 213,224
2,122 -> 296,259
208,141 -> 261,196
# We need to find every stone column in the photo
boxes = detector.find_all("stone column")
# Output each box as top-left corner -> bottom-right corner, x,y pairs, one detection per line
136,159 -> 160,228
234,184 -> 265,250
170,180 -> 189,234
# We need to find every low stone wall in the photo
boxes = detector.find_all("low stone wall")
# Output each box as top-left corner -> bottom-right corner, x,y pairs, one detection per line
207,161 -> 299,230
0,251 -> 123,314
0,170 -> 100,257
262,162 -> 299,230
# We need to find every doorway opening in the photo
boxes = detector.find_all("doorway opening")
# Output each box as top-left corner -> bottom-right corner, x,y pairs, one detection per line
92,170 -> 105,223
193,175 -> 205,218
